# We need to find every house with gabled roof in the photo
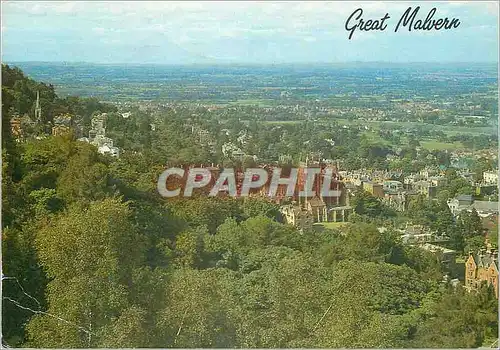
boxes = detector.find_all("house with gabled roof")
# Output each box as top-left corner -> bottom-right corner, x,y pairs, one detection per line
465,247 -> 498,298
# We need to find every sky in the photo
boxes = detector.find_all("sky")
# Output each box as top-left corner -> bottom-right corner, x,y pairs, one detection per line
1,1 -> 499,64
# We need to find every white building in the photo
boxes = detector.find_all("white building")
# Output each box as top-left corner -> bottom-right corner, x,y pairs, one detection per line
447,195 -> 498,218
483,170 -> 498,185
383,180 -> 403,192
80,113 -> 120,158
98,144 -> 120,157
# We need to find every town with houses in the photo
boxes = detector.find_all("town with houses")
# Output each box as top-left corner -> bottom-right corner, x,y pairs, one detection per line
10,91 -> 120,158
149,106 -> 499,300
9,94 -> 499,298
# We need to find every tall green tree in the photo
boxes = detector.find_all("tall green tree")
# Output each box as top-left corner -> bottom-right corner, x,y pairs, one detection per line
25,198 -> 146,347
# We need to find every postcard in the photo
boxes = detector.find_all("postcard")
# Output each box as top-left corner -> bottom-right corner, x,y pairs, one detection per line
1,1 -> 498,349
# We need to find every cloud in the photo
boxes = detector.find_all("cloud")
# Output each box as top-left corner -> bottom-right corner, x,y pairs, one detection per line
92,27 -> 106,35
1,1 -> 498,63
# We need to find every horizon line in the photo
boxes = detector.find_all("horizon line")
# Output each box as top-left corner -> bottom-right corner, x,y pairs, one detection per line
3,60 -> 499,66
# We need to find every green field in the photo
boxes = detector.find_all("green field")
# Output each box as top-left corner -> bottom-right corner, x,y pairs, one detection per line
314,222 -> 350,230
420,140 -> 464,151
361,131 -> 392,146
264,118 -> 496,136
228,99 -> 275,107
349,120 -> 495,135
264,120 -> 304,125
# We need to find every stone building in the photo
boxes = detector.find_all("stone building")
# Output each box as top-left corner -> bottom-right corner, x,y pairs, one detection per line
383,192 -> 408,212
280,204 -> 313,231
412,180 -> 438,198
10,116 -> 22,139
79,113 -> 120,157
465,247 -> 498,298
275,163 -> 353,224
10,114 -> 37,141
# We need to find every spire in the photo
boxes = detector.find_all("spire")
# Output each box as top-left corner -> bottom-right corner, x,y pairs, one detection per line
34,91 -> 42,123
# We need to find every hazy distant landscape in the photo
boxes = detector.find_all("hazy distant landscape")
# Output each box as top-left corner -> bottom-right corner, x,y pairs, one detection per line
11,62 -> 498,103
10,61 -> 497,140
